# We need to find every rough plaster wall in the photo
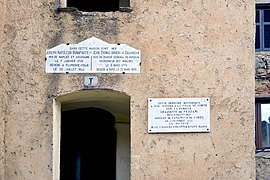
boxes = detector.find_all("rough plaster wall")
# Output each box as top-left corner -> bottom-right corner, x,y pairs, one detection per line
0,0 -> 7,179
1,0 -> 255,179
122,1 -> 256,179
2,1 -> 55,179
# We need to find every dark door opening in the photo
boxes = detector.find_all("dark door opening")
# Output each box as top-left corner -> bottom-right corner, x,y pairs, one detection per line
67,0 -> 119,12
60,107 -> 116,180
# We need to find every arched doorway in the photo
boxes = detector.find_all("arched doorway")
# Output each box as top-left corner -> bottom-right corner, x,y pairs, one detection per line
53,90 -> 130,180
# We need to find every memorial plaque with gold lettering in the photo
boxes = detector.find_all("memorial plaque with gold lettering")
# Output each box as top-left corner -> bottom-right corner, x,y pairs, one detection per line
148,98 -> 210,133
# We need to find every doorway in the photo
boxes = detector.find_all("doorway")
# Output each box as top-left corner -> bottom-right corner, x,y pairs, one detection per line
60,107 -> 117,180
53,90 -> 130,180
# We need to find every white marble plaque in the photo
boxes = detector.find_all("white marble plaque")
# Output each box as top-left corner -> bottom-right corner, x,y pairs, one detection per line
84,76 -> 98,87
148,98 -> 210,133
45,37 -> 141,73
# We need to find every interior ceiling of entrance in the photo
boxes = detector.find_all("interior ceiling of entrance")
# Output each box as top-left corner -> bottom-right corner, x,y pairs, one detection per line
59,90 -> 130,123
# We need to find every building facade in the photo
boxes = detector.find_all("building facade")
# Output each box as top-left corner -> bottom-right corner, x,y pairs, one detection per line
0,0 -> 256,179
255,1 -> 270,179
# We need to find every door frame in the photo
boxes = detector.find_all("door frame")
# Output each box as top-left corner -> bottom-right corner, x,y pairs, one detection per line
52,89 -> 130,180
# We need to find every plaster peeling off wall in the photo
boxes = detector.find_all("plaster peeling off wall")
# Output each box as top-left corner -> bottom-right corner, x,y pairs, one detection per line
256,151 -> 270,180
256,53 -> 270,95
